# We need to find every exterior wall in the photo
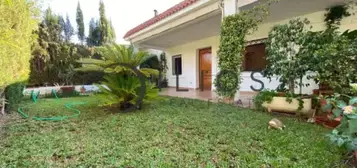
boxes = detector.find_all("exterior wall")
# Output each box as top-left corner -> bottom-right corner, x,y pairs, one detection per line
165,35 -> 220,89
247,10 -> 357,41
242,9 -> 357,94
237,0 -> 257,8
162,7 -> 357,95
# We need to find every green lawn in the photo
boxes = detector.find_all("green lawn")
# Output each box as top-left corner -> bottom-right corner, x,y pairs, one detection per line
0,96 -> 348,167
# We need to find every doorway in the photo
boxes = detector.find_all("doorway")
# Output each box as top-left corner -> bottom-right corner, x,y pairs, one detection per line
199,48 -> 212,91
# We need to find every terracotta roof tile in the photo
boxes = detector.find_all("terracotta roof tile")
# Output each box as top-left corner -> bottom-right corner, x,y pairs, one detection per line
123,0 -> 199,39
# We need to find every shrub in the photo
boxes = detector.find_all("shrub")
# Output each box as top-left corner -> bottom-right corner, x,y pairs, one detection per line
5,82 -> 26,111
77,44 -> 160,111
0,0 -> 38,113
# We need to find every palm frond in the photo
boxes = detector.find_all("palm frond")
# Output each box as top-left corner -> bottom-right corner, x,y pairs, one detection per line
75,64 -> 104,72
77,58 -> 107,66
140,68 -> 159,77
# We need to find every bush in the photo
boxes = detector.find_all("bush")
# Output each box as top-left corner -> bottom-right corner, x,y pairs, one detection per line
0,0 -> 38,88
253,90 -> 277,110
5,82 -> 26,111
0,0 -> 38,113
97,74 -> 159,111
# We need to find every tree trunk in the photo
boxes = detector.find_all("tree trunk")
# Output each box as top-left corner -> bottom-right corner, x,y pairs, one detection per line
299,76 -> 303,95
1,99 -> 5,115
289,78 -> 295,94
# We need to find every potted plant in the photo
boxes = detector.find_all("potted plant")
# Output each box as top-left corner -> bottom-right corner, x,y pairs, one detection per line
160,78 -> 168,88
263,18 -> 313,114
253,90 -> 312,114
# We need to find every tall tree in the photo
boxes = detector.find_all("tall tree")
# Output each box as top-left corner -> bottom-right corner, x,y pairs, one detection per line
87,18 -> 101,46
0,0 -> 38,113
108,19 -> 116,42
76,1 -> 85,44
98,0 -> 108,45
98,0 -> 114,45
63,14 -> 74,42
44,8 -> 63,42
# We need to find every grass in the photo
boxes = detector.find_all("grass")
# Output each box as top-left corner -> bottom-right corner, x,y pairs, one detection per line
0,96 -> 348,167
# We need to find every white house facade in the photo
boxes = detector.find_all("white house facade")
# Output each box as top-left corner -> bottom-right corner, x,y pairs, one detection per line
124,0 -> 355,98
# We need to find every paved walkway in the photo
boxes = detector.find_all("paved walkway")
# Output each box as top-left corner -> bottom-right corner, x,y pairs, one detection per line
159,88 -> 256,108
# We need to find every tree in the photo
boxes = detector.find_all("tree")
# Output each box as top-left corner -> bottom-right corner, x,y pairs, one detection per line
265,18 -> 311,94
77,44 -> 159,77
77,44 -> 159,111
312,30 -> 357,94
98,0 -> 114,45
44,8 -> 63,42
29,8 -> 80,86
63,14 -> 74,42
76,1 -> 85,44
108,19 -> 116,42
0,0 -> 38,113
87,18 -> 101,46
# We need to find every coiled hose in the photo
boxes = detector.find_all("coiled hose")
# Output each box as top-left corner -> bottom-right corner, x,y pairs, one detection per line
17,89 -> 87,121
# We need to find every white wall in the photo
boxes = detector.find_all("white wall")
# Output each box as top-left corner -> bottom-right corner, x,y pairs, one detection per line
164,34 -> 318,94
165,35 -> 220,89
162,5 -> 357,97
223,0 -> 237,16
240,72 -> 318,94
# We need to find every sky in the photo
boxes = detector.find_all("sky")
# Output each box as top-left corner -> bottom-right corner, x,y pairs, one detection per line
41,0 -> 182,44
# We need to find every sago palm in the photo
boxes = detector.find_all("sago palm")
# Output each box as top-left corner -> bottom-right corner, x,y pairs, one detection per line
76,44 -> 159,77
76,44 -> 159,111
97,74 -> 159,110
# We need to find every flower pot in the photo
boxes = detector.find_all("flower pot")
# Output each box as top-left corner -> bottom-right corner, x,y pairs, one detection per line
314,115 -> 341,129
262,97 -> 312,114
277,92 -> 285,96
312,89 -> 319,95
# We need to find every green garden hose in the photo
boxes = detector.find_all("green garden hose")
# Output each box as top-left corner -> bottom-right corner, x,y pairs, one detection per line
17,89 -> 87,121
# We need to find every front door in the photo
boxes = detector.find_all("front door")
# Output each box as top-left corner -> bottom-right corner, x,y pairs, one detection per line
199,48 -> 212,90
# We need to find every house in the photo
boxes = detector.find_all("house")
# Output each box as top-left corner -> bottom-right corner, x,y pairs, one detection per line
124,0 -> 355,99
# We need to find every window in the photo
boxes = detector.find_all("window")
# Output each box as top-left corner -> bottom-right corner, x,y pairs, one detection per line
243,43 -> 267,71
172,55 -> 182,75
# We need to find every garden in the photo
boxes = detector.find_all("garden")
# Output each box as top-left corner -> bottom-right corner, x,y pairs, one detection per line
1,0 -> 357,167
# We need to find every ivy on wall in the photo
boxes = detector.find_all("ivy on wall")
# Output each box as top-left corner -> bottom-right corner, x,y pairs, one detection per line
215,3 -> 272,98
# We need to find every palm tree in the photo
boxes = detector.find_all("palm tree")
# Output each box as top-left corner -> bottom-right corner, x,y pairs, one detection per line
77,44 -> 158,77
76,44 -> 159,111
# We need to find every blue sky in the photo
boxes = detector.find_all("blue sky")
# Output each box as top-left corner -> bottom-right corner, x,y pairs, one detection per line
42,0 -> 182,44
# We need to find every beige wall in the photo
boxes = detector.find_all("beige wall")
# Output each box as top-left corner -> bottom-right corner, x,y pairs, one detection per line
165,35 -> 220,89
247,9 -> 357,41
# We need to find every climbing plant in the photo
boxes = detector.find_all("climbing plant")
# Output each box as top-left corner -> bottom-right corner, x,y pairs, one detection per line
215,2 -> 272,98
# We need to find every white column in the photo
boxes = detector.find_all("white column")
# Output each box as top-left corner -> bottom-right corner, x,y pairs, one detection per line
223,0 -> 238,16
